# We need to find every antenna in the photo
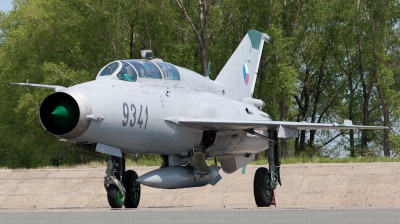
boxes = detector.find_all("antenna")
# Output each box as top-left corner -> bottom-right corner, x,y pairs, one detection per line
141,50 -> 153,59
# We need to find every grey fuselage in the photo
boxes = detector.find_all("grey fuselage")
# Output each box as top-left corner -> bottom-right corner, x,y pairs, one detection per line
42,59 -> 271,158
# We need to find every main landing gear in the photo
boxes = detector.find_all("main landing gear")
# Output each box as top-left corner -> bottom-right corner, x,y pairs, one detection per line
104,155 -> 141,208
253,130 -> 281,207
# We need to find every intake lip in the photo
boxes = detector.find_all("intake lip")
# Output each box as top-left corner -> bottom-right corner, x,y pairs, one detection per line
40,89 -> 92,139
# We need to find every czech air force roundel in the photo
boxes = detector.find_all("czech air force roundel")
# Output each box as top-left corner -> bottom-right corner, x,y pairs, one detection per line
242,62 -> 249,85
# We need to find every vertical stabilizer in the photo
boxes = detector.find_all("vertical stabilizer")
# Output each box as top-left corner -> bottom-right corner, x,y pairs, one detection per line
215,30 -> 270,101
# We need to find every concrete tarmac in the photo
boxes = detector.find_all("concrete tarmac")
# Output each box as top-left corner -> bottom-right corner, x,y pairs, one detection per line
0,207 -> 400,224
0,163 -> 399,209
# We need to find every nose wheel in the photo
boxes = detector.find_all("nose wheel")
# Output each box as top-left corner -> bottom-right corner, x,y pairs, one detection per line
107,185 -> 125,208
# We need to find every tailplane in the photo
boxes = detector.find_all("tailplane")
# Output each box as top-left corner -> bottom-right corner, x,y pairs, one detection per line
215,30 -> 270,101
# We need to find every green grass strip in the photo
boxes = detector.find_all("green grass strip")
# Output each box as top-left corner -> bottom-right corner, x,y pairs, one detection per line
251,156 -> 400,165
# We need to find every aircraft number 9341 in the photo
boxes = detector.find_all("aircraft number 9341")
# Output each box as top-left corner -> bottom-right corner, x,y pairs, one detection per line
122,102 -> 148,129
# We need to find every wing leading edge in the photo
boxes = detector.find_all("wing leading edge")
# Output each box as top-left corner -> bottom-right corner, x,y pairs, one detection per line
173,118 -> 388,131
11,83 -> 65,91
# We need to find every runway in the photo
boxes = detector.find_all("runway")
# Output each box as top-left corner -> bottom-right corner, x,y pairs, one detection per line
1,207 -> 399,224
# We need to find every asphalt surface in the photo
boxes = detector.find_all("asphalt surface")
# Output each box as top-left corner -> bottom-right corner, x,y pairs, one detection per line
0,207 -> 399,224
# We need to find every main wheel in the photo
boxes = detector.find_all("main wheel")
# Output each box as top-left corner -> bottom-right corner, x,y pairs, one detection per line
253,167 -> 274,207
122,170 -> 141,208
107,184 -> 125,208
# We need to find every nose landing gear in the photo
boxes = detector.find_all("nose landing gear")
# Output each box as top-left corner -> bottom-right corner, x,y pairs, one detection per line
104,155 -> 141,208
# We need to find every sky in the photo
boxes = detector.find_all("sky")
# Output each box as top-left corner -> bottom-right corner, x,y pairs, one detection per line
0,0 -> 13,12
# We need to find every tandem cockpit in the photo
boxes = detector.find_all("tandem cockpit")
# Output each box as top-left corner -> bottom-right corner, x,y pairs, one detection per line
96,57 -> 224,94
96,59 -> 181,82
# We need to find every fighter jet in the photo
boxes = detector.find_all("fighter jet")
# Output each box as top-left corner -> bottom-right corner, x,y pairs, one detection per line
12,30 -> 387,208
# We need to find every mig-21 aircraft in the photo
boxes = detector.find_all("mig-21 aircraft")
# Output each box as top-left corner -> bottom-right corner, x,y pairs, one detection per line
12,30 -> 387,208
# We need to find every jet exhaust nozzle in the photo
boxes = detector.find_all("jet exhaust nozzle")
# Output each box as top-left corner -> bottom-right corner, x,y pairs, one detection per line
40,89 -> 92,139
137,165 -> 221,189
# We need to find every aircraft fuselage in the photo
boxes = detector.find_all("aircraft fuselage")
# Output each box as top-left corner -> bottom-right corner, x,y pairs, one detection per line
41,63 -> 271,157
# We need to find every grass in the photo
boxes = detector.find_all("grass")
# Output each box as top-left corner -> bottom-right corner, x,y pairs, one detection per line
125,155 -> 400,167
251,156 -> 400,165
1,156 -> 399,169
126,158 -> 162,166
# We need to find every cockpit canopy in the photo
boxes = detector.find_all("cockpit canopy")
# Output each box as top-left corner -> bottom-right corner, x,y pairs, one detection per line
97,60 -> 180,82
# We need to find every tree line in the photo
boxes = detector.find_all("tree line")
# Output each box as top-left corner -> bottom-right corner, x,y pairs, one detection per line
0,0 -> 399,168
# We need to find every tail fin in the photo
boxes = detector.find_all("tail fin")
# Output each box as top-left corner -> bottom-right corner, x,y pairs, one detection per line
215,30 -> 270,101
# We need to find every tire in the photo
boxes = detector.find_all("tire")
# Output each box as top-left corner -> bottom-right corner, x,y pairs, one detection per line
253,167 -> 274,207
107,184 -> 125,208
123,170 -> 141,208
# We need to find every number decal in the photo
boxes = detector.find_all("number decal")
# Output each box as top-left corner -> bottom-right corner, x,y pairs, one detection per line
144,106 -> 148,129
130,104 -> 136,127
137,105 -> 143,128
122,103 -> 149,129
122,103 -> 129,126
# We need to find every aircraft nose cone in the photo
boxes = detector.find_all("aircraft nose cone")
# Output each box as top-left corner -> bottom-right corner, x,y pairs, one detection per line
51,100 -> 79,128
